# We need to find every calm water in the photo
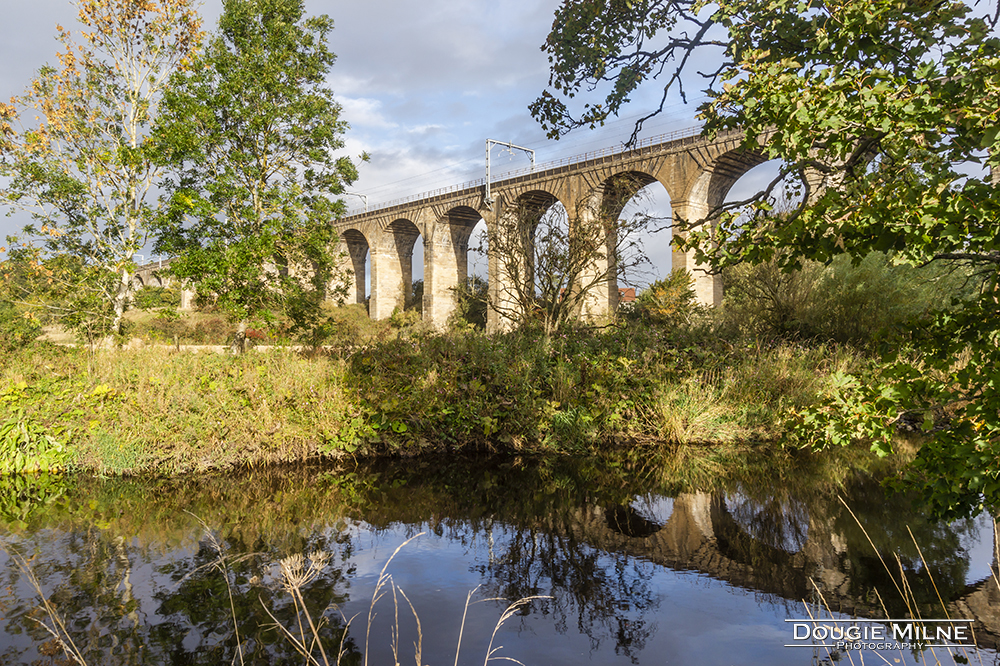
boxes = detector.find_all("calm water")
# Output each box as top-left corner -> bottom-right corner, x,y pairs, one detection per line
0,455 -> 996,665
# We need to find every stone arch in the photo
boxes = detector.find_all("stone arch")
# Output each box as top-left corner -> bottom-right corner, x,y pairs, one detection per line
707,493 -> 811,598
584,170 -> 679,319
507,189 -> 563,232
371,218 -> 422,319
672,147 -> 769,306
424,205 -> 483,329
132,274 -> 144,289
594,170 -> 660,222
689,147 -> 770,211
488,189 -> 565,332
339,228 -> 370,306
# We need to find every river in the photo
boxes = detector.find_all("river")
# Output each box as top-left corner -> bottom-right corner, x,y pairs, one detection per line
0,453 -> 996,665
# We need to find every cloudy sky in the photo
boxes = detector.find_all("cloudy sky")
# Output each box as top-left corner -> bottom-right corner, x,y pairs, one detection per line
0,0 -> 762,285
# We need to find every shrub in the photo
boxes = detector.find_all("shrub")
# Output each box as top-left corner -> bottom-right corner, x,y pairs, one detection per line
133,286 -> 180,310
448,276 -> 488,331
633,269 -> 697,326
720,253 -> 973,346
0,302 -> 41,356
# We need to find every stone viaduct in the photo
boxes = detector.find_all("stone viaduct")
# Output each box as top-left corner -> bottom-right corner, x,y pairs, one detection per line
131,258 -> 196,309
335,126 -> 766,332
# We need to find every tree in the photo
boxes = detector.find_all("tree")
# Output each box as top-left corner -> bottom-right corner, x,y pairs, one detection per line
530,0 -> 723,143
154,0 -> 362,351
448,275 -> 489,330
410,279 -> 424,314
0,0 -> 202,336
633,269 -> 697,327
485,178 -> 652,335
534,0 -> 1000,516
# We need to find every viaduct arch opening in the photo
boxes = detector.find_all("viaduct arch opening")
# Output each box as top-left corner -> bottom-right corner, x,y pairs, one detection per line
339,229 -> 370,306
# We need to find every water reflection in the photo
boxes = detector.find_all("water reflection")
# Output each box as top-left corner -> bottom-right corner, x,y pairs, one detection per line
0,455 -> 996,665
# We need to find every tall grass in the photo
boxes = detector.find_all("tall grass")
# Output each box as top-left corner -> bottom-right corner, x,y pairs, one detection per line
720,252 -> 974,346
0,318 -> 879,475
797,499 -> 998,666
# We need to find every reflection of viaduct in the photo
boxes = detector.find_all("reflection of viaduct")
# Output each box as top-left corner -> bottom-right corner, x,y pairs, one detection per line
336,127 -> 766,331
550,493 -> 1000,650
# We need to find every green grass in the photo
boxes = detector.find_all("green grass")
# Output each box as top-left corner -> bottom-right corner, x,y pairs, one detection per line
0,321 -> 873,476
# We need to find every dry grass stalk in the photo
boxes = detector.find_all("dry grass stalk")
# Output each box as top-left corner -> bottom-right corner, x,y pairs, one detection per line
805,497 -> 994,666
0,543 -> 88,666
482,596 -> 551,666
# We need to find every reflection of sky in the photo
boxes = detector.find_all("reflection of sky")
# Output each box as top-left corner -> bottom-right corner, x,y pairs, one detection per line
332,520 -> 1000,666
3,500 -> 999,665
963,512 -> 998,586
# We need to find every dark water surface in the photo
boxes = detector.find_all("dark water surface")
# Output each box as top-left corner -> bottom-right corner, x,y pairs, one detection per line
0,454 -> 996,665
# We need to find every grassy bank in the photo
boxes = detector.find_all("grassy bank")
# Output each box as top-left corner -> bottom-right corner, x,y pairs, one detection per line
7,251 -> 961,477
0,320 -> 868,476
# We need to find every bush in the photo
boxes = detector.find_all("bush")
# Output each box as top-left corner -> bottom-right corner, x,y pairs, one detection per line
0,302 -> 41,356
633,269 -> 697,326
448,276 -> 488,331
133,286 -> 180,310
719,253 -> 973,345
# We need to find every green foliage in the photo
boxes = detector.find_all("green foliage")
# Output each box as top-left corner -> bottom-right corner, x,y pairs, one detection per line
530,0 -> 711,139
409,279 -> 424,314
155,0 -> 363,337
134,313 -> 233,345
534,0 -> 1000,516
634,269 -> 697,326
694,0 -> 1000,516
0,382 -> 74,474
0,243 -> 125,342
0,473 -> 69,530
339,324 -> 848,453
448,275 -> 489,331
0,300 -> 40,357
721,253 -> 973,345
0,325 -> 861,474
133,286 -> 181,310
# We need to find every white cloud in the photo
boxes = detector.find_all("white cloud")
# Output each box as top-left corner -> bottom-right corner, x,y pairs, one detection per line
338,96 -> 398,130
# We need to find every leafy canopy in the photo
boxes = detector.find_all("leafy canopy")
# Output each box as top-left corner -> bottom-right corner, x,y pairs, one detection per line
534,0 -> 1000,517
154,0 -> 361,339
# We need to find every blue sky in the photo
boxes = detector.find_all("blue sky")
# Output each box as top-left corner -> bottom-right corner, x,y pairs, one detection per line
0,0 -> 775,286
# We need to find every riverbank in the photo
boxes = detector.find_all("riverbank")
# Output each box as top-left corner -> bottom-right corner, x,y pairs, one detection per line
0,322 -> 870,476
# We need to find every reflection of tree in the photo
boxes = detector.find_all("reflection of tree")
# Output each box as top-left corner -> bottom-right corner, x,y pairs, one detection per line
723,492 -> 810,555
2,528 -> 163,664
719,474 -> 978,620
826,477 -> 973,618
1,452 -> 996,663
471,525 -> 657,663
0,526 -> 361,665
152,530 -> 360,665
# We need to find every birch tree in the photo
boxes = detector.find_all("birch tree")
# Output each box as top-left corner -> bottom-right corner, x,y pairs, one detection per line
0,0 -> 202,337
